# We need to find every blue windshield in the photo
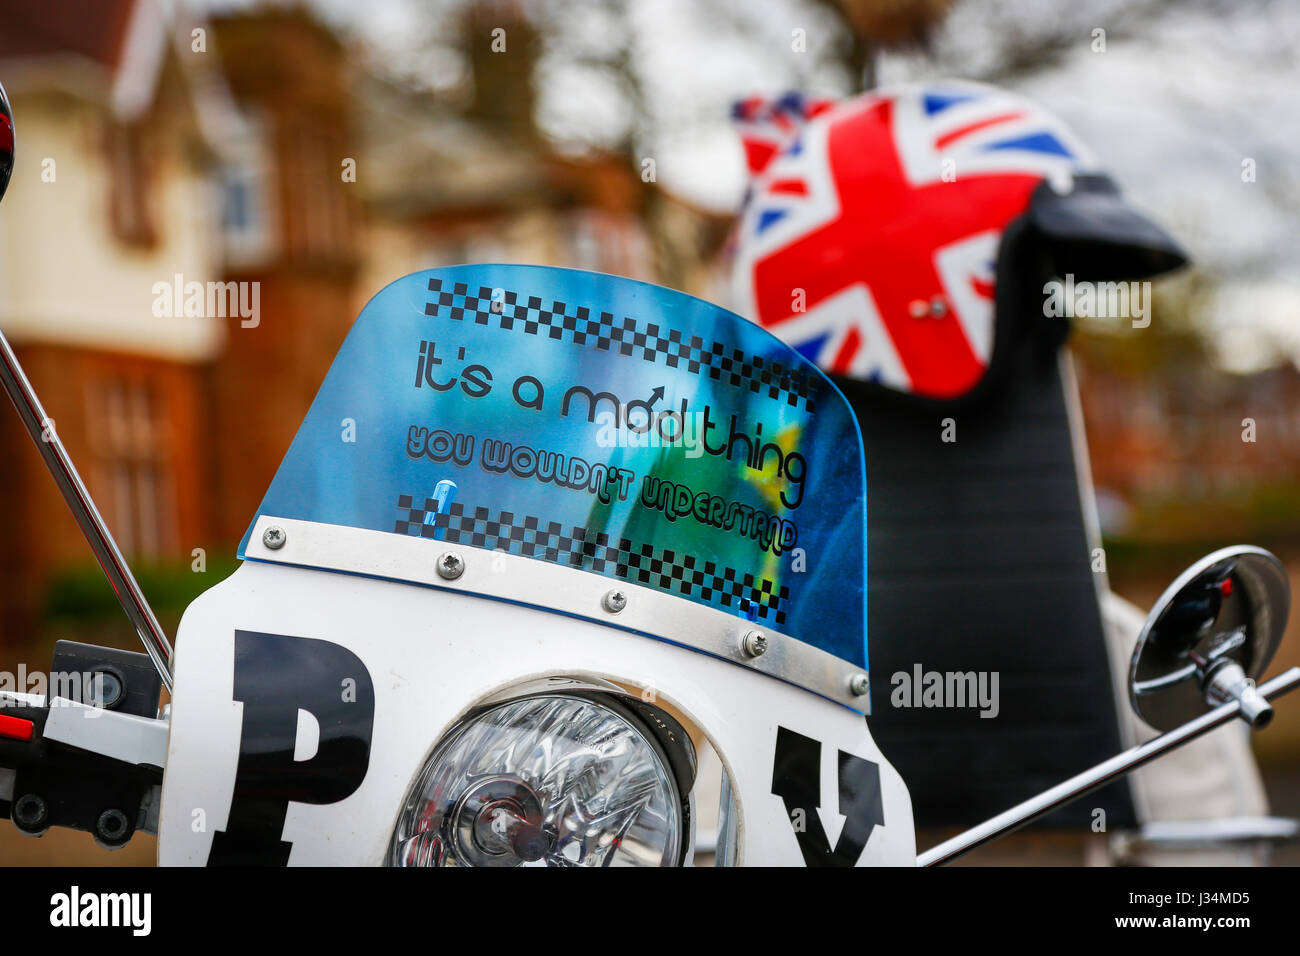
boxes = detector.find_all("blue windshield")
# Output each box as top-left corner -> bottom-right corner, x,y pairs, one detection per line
241,265 -> 868,670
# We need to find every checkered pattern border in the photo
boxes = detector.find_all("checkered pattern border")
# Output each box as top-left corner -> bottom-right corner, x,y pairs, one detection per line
395,495 -> 788,626
424,277 -> 815,412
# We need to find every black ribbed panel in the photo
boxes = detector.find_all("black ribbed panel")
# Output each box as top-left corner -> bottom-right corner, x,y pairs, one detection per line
838,349 -> 1137,829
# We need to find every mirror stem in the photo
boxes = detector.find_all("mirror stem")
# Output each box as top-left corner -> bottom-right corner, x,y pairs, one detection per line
1203,660 -> 1272,728
0,328 -> 174,691
918,666 -> 1300,866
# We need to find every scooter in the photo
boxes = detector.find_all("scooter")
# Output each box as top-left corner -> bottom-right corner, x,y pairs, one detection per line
0,80 -> 1294,866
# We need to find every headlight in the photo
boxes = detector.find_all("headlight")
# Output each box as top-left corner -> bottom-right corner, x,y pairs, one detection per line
389,693 -> 692,867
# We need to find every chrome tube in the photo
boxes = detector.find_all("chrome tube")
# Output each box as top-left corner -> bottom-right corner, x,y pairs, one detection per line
917,666 -> 1300,866
0,328 -> 173,690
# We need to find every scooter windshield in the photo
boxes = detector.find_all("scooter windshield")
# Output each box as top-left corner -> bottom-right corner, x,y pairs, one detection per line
240,265 -> 869,670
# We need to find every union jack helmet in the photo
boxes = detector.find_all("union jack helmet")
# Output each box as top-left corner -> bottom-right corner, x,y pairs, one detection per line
731,80 -> 1186,402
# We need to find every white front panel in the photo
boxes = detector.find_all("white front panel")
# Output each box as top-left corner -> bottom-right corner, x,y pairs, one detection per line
159,561 -> 915,866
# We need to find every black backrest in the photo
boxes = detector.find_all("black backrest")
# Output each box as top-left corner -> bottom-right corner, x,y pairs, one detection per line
839,340 -> 1137,829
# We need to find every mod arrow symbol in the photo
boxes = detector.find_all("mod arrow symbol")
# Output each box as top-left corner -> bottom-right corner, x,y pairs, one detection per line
771,726 -> 884,867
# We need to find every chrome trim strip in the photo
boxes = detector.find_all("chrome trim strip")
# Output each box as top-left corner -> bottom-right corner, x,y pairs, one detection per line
244,515 -> 870,713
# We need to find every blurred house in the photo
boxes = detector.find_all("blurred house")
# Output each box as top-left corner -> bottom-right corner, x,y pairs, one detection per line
1073,327 -> 1300,544
0,1 -> 728,650
209,4 -> 729,543
0,0 -> 225,643
203,9 -> 364,545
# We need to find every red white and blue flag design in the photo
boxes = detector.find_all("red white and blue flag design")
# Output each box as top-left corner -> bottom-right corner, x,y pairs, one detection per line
731,91 -> 835,176
732,81 -> 1096,399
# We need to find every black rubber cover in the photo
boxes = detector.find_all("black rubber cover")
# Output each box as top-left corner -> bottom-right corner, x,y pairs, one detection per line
834,338 -> 1137,829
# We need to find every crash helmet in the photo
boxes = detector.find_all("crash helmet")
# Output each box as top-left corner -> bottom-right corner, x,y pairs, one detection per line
731,79 -> 1186,404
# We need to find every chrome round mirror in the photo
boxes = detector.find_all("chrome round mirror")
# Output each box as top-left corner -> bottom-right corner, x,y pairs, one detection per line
1130,546 -> 1289,732
0,81 -> 12,203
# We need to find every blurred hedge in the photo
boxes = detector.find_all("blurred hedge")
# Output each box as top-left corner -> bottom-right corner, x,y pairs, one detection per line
41,553 -> 241,637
